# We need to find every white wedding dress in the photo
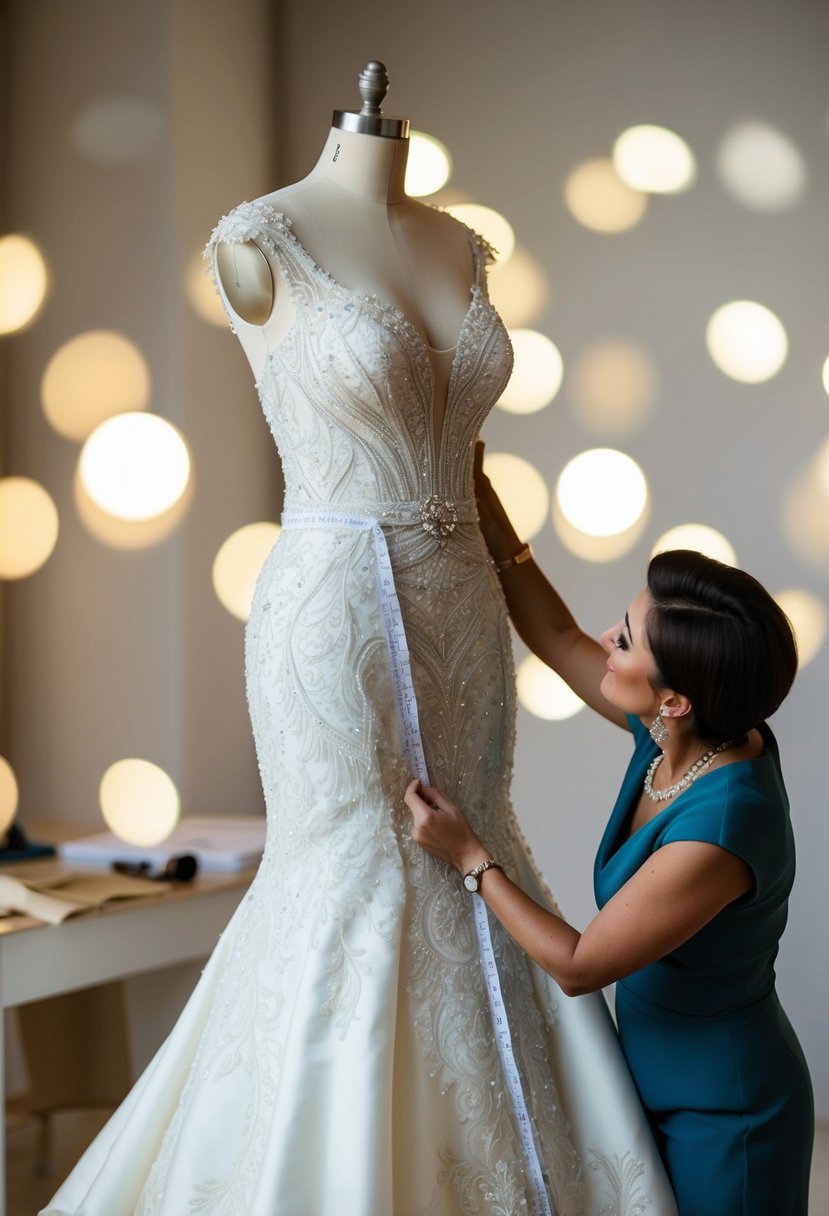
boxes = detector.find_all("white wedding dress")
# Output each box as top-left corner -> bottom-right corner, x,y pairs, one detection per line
43,201 -> 676,1216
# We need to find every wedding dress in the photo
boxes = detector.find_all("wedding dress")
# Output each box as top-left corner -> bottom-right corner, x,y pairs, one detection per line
43,200 -> 676,1216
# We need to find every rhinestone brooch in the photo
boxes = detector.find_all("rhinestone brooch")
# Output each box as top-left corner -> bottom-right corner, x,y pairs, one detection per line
419,496 -> 458,544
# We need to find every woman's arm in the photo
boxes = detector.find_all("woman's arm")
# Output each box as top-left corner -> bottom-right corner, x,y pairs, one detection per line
404,779 -> 753,997
475,444 -> 627,728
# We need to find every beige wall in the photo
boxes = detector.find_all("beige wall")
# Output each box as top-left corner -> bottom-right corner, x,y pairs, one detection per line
2,0 -> 827,1115
3,0 -> 281,825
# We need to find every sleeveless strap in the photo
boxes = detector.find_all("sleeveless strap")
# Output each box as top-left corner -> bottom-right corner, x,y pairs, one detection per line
467,228 -> 497,295
204,200 -> 332,308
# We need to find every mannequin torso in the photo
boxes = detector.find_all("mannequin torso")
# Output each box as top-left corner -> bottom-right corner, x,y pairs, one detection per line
215,127 -> 477,401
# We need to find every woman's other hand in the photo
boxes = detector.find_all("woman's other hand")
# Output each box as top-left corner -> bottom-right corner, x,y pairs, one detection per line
403,779 -> 490,874
473,441 -> 523,564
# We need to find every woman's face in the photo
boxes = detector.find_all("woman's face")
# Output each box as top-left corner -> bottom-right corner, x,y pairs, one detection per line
599,587 -> 663,717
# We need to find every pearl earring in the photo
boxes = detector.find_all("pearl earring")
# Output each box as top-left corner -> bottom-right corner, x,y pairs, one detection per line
649,707 -> 669,746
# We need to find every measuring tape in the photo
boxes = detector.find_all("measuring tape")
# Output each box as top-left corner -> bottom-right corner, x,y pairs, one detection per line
471,893 -> 553,1215
281,507 -> 554,1216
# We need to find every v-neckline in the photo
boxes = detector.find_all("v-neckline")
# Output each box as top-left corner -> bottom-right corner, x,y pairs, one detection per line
256,204 -> 494,463
606,746 -> 660,863
606,733 -> 775,864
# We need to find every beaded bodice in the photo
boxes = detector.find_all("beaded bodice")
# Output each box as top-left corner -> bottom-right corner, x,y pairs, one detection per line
206,200 -> 513,515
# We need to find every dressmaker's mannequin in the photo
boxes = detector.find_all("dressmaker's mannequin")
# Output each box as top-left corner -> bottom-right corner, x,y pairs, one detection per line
41,60 -> 679,1216
215,61 -> 475,439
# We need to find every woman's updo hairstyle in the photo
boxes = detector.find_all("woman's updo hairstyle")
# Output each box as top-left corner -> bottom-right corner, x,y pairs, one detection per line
645,549 -> 797,744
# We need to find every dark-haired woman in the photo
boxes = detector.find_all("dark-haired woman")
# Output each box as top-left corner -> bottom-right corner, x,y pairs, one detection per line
404,448 -> 814,1216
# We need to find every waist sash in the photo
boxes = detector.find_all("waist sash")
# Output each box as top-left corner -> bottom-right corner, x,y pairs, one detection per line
283,495 -> 477,541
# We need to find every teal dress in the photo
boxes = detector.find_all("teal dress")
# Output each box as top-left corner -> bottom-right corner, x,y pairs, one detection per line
594,716 -> 814,1216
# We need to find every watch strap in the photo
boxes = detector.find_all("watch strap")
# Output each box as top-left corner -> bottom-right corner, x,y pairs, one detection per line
463,858 -> 504,891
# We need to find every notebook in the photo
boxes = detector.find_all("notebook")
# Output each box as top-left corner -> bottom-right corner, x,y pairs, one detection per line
58,815 -> 266,873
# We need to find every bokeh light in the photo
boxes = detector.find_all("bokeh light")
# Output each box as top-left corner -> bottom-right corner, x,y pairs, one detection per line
0,235 -> 49,334
821,355 -> 829,398
42,330 -> 151,440
568,340 -> 658,435
818,438 -> 829,495
71,97 -> 162,165
213,522 -> 281,622
100,758 -> 180,847
516,655 -> 585,721
553,504 -> 648,563
650,524 -> 737,566
774,589 -> 826,668
445,204 -> 515,265
553,449 -> 649,562
74,463 -> 193,550
0,757 -> 20,836
705,301 -> 787,384
405,131 -> 452,197
613,125 -> 696,193
497,330 -> 563,414
483,452 -> 549,540
564,159 -> 648,233
556,449 -> 648,536
79,413 -> 191,521
783,445 -> 829,570
0,477 -> 59,579
717,121 -> 806,211
487,246 -> 548,329
185,251 -> 228,327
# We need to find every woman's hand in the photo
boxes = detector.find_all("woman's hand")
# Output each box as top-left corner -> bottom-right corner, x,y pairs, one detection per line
473,441 -> 524,565
403,779 -> 491,875
472,440 -> 493,511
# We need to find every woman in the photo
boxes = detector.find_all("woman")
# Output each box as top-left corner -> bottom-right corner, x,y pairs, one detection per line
404,448 -> 815,1216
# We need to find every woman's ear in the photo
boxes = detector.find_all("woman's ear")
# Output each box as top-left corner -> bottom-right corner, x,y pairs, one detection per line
658,692 -> 693,721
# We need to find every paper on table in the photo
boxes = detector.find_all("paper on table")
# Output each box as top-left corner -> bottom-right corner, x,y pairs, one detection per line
59,815 -> 266,872
0,873 -> 171,925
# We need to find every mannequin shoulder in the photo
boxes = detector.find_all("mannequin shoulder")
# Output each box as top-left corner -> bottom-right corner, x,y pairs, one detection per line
416,200 -> 474,245
214,239 -> 274,326
206,195 -> 294,327
393,200 -> 480,274
420,201 -> 499,275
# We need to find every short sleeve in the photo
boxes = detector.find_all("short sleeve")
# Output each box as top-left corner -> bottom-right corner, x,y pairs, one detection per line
659,762 -> 786,902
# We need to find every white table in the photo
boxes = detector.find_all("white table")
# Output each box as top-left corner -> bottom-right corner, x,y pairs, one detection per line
0,849 -> 252,1214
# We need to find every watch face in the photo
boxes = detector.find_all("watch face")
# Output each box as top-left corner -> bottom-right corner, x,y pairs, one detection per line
463,873 -> 478,892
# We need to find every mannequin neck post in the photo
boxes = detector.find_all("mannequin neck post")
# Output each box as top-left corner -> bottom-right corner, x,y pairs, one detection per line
312,126 -> 409,204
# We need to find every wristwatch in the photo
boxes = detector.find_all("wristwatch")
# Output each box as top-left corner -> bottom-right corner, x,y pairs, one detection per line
462,858 -> 503,892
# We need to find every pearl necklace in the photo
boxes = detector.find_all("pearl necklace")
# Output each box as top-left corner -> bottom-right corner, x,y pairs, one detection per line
644,739 -> 737,803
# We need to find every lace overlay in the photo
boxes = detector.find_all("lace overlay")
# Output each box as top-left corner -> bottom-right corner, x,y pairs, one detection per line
41,199 -> 677,1216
